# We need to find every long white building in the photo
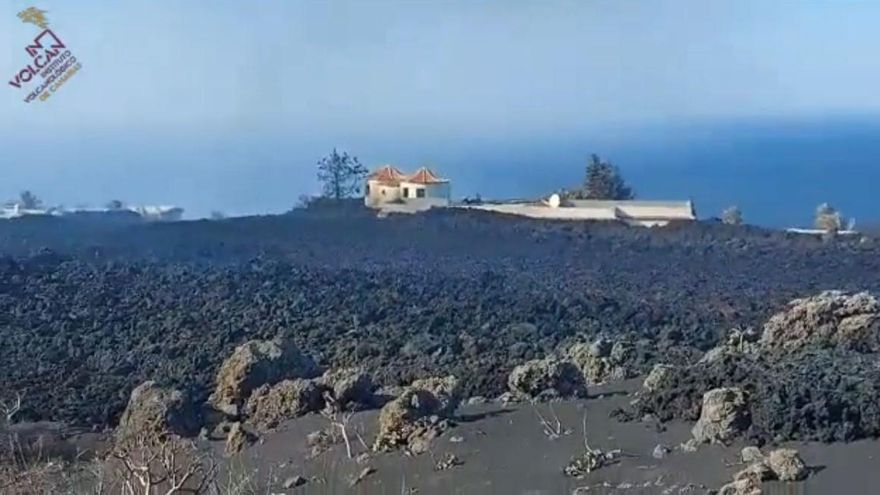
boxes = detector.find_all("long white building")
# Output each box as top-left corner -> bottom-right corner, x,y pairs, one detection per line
458,195 -> 696,227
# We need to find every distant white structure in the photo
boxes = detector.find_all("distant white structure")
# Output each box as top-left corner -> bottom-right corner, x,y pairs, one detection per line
0,203 -> 65,219
457,196 -> 696,227
0,203 -> 183,222
362,165 -> 695,226
785,228 -> 859,236
126,205 -> 184,222
365,165 -> 451,211
786,216 -> 858,236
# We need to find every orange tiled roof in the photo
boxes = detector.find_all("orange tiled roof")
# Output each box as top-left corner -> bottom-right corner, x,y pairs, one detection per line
406,167 -> 447,184
368,165 -> 407,184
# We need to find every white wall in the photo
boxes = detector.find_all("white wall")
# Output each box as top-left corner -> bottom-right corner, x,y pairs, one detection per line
375,198 -> 450,215
614,204 -> 694,221
365,180 -> 403,207
457,204 -> 618,220
398,181 -> 450,202
455,203 -> 684,227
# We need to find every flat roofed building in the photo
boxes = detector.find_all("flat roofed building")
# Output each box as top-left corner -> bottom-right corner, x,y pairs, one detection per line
458,196 -> 696,227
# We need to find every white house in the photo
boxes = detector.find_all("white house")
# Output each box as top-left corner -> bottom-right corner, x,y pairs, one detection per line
364,165 -> 407,207
365,165 -> 451,211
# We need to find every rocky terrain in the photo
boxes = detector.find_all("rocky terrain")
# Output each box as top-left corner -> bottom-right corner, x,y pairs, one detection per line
1,208 -> 880,446
626,290 -> 880,444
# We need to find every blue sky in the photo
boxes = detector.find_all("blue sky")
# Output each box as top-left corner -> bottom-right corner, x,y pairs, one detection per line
2,1 -> 880,223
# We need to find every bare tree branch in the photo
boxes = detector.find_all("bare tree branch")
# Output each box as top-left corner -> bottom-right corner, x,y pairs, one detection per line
0,392 -> 23,425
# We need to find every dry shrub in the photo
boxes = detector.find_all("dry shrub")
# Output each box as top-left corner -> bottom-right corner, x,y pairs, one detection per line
109,430 -> 216,495
0,393 -> 22,427
563,413 -> 620,478
213,459 -> 262,495
722,206 -> 743,226
0,392 -> 226,495
0,430 -> 263,495
0,430 -> 106,495
0,458 -> 104,495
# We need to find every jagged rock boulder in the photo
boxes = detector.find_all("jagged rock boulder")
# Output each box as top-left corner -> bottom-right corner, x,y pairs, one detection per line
735,461 -> 773,482
699,343 -> 758,364
720,462 -> 767,495
245,379 -> 323,430
589,337 -> 613,358
652,444 -> 671,459
373,388 -> 450,453
410,375 -> 461,416
318,367 -> 376,410
727,327 -> 760,347
566,339 -> 637,385
718,477 -> 762,495
720,447 -> 806,493
692,387 -> 750,444
566,343 -> 610,384
306,429 -> 334,457
740,446 -> 765,464
700,328 -> 761,364
224,421 -> 255,456
508,358 -> 587,399
375,385 -> 407,402
761,291 -> 880,353
766,448 -> 807,481
699,345 -> 738,364
642,364 -> 677,392
210,338 -> 318,417
202,419 -> 238,441
115,381 -> 200,442
609,340 -> 635,366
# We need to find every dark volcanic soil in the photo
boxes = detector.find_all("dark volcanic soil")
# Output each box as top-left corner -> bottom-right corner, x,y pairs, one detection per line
1,209 -> 879,430
216,381 -> 880,494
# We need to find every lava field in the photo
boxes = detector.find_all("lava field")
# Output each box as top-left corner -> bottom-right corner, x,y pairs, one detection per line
1,208 -> 878,429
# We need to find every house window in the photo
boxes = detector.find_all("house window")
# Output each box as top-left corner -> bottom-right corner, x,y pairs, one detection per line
416,188 -> 426,198
381,189 -> 385,195
365,184 -> 370,195
403,187 -> 409,198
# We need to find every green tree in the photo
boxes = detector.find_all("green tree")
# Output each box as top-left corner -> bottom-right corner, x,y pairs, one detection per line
316,148 -> 368,200
18,190 -> 42,209
815,202 -> 842,232
579,154 -> 634,200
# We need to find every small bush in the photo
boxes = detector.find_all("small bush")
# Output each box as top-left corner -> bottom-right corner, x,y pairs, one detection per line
721,206 -> 743,226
